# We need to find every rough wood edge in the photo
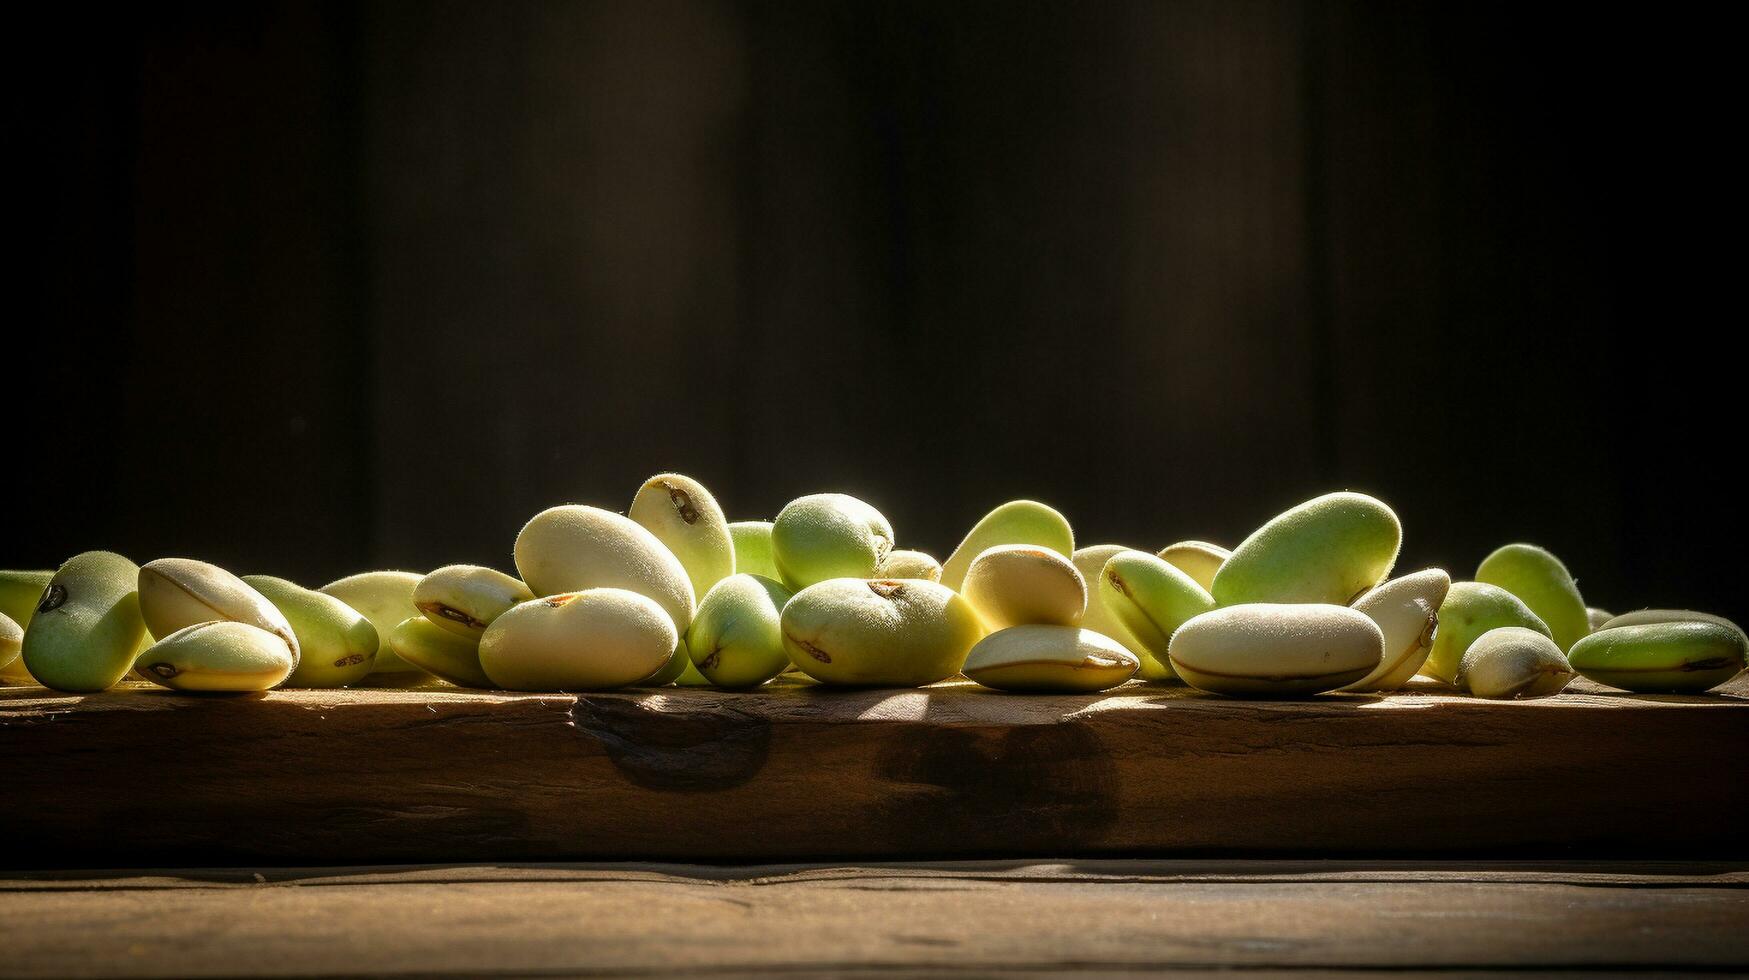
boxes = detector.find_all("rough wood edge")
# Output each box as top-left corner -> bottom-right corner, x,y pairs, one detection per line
5,858 -> 1747,892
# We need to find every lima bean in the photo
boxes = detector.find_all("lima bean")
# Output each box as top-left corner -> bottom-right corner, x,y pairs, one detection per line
1156,540 -> 1229,591
1599,609 -> 1747,652
135,621 -> 295,692
877,549 -> 943,582
1069,546 -> 1150,667
671,653 -> 714,687
1168,603 -> 1383,697
1210,491 -> 1400,606
1457,626 -> 1574,699
629,473 -> 735,598
1339,568 -> 1449,692
0,612 -> 20,673
770,493 -> 894,591
1475,543 -> 1589,651
0,570 -> 52,684
1421,581 -> 1552,685
1097,550 -> 1216,681
961,544 -> 1085,630
0,570 -> 53,630
320,571 -> 427,676
962,625 -> 1138,693
413,565 -> 533,638
138,558 -> 299,668
640,634 -> 695,686
480,588 -> 679,692
390,616 -> 492,688
21,551 -> 147,693
513,505 -> 695,636
728,521 -> 780,580
0,655 -> 36,686
686,574 -> 792,689
1567,621 -> 1746,694
243,574 -> 378,688
940,500 -> 1074,593
781,578 -> 982,687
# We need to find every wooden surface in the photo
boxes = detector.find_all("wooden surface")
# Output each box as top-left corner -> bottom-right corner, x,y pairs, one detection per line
3,675 -> 1745,867
2,859 -> 1745,977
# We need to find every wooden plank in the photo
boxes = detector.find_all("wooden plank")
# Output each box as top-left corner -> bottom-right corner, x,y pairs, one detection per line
8,858 -> 1748,890
2,861 -> 1745,977
3,677 -> 1744,867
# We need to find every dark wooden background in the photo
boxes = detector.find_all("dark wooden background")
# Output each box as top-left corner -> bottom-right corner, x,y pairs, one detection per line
9,2 -> 1741,626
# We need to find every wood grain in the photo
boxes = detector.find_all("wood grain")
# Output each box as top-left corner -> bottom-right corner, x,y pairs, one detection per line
3,676 -> 1744,867
2,860 -> 1745,977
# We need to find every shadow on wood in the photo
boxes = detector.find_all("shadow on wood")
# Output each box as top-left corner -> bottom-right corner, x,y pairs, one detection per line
3,675 -> 1744,867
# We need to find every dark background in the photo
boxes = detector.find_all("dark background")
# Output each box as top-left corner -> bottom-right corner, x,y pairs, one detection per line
9,1 -> 1741,624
